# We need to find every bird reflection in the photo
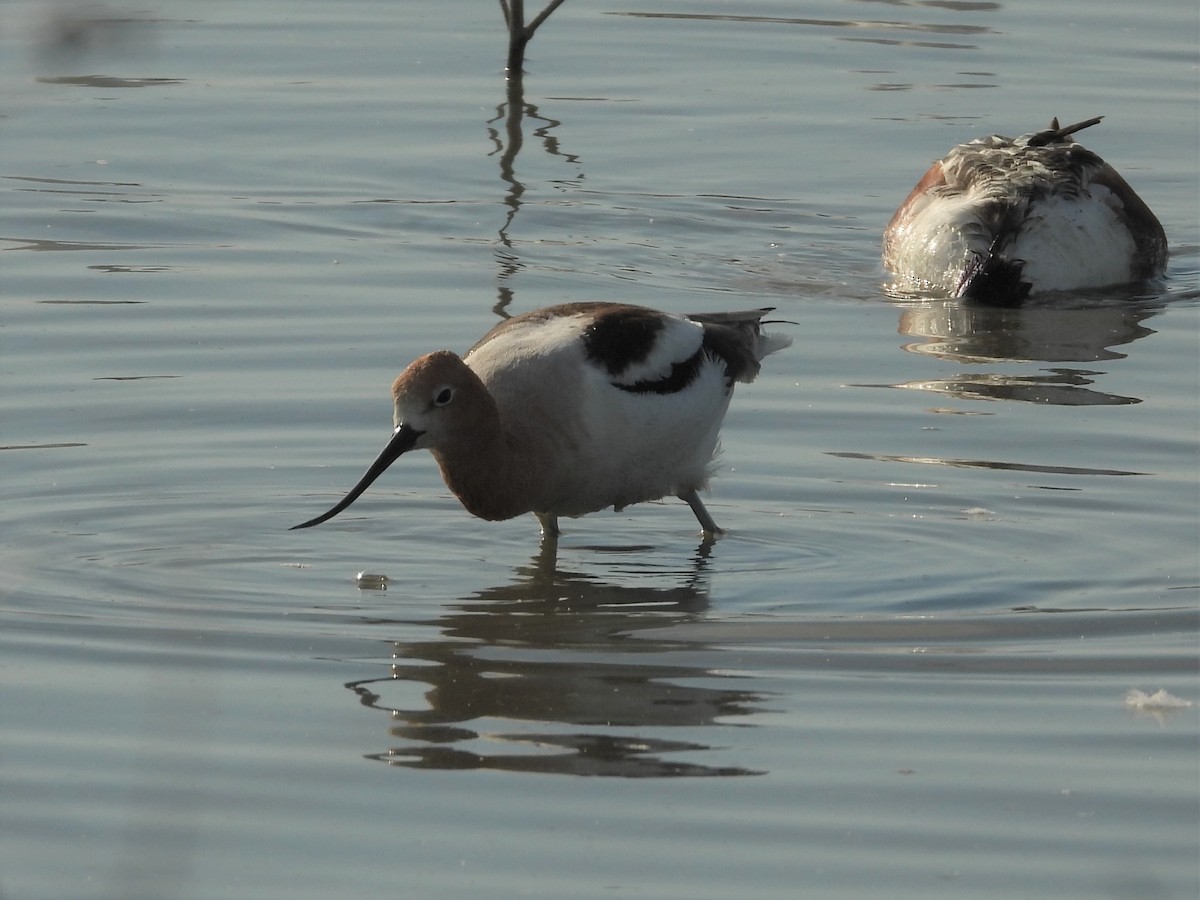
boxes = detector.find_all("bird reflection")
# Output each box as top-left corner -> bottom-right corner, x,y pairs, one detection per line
345,545 -> 768,777
887,297 -> 1161,406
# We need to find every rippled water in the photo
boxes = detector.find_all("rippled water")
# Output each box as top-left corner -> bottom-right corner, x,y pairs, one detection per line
3,1 -> 1197,898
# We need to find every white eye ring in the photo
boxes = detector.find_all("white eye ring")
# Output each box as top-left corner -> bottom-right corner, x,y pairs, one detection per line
433,387 -> 454,407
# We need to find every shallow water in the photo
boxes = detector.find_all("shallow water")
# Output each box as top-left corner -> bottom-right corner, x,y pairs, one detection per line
3,1 -> 1198,898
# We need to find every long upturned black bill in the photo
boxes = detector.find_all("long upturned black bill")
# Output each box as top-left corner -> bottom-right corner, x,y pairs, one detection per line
290,423 -> 422,530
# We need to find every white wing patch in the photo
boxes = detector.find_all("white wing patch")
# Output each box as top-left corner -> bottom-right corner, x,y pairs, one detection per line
607,315 -> 705,387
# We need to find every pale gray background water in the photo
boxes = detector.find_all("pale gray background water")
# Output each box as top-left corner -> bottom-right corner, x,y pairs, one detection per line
3,1 -> 1197,898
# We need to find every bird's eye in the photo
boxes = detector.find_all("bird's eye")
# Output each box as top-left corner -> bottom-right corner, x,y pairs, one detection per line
433,387 -> 454,407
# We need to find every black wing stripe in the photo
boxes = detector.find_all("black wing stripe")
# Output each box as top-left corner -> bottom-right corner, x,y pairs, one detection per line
612,349 -> 706,395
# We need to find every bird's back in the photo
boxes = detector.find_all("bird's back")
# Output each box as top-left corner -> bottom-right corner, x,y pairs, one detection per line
462,303 -> 787,518
884,118 -> 1168,302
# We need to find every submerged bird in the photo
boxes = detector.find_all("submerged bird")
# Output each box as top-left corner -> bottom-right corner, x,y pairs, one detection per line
883,117 -> 1168,304
292,302 -> 790,539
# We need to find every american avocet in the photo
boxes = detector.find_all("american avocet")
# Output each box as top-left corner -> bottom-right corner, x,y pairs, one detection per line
292,302 -> 790,539
883,117 -> 1168,304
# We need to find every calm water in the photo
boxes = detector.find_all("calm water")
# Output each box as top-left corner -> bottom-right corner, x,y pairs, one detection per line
3,1 -> 1198,898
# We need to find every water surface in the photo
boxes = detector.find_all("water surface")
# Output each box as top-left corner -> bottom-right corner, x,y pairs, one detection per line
2,1 -> 1197,898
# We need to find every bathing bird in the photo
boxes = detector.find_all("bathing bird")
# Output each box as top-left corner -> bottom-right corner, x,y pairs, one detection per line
883,116 -> 1168,304
292,302 -> 790,539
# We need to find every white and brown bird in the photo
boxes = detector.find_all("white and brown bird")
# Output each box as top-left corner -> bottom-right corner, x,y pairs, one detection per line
292,302 -> 790,539
883,117 -> 1168,304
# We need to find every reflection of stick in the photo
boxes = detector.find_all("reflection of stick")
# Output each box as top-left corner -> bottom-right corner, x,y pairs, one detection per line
488,76 -> 526,254
490,2 -> 577,314
499,0 -> 569,75
484,73 -> 582,315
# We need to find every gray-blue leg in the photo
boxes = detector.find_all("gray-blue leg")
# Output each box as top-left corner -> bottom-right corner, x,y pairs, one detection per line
535,511 -> 560,538
679,489 -> 722,537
